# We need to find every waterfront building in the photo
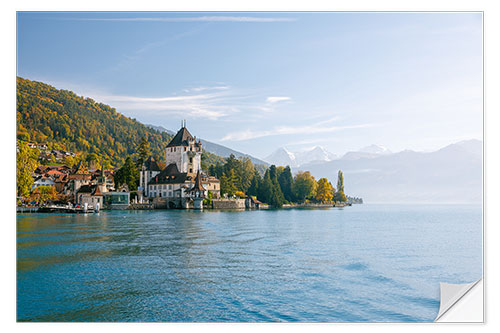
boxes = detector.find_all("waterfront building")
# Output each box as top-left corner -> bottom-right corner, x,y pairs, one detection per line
139,124 -> 220,208
76,184 -> 104,208
103,191 -> 130,209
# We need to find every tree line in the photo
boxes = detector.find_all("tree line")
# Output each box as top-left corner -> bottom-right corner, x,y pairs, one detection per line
208,154 -> 347,207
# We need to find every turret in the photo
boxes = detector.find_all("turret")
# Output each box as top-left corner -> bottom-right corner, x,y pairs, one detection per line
165,124 -> 202,174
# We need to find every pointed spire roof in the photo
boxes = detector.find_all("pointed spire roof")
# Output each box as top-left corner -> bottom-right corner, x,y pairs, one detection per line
166,126 -> 195,148
190,170 -> 206,192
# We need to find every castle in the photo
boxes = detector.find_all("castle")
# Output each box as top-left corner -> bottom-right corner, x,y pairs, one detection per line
138,122 -> 220,209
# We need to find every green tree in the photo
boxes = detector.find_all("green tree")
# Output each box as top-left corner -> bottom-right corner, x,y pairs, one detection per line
278,166 -> 295,202
293,171 -> 317,203
337,170 -> 345,193
16,142 -> 38,198
114,157 -> 139,191
247,169 -> 262,197
220,169 -> 238,196
137,136 -> 150,166
333,191 -> 347,202
238,157 -> 255,193
269,165 -> 285,207
258,170 -> 274,204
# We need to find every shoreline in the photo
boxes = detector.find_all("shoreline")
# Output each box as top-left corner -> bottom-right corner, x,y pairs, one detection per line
16,202 -> 355,214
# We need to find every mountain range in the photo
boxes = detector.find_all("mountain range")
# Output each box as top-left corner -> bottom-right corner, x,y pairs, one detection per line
264,146 -> 338,167
295,140 -> 482,204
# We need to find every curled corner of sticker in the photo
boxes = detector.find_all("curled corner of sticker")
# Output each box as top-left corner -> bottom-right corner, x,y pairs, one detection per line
434,279 -> 482,322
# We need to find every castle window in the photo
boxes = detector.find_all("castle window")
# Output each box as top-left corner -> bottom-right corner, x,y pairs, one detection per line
184,147 -> 187,151
189,157 -> 193,163
189,168 -> 193,173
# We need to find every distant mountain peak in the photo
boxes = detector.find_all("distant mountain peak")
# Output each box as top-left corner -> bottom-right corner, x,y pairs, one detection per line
358,144 -> 392,155
264,145 -> 337,167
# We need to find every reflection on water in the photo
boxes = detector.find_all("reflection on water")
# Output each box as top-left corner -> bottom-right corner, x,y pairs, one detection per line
17,205 -> 482,322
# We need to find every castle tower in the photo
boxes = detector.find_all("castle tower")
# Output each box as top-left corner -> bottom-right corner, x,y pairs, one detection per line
165,122 -> 202,174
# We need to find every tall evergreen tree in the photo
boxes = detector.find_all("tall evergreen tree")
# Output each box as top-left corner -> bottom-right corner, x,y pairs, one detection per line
258,170 -> 274,204
247,169 -> 262,197
278,166 -> 295,202
137,136 -> 150,166
337,170 -> 345,193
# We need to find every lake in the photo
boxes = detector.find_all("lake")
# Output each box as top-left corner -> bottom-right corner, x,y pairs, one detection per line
17,204 -> 483,322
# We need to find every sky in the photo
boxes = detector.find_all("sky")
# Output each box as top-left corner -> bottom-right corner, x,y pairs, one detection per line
16,12 -> 483,159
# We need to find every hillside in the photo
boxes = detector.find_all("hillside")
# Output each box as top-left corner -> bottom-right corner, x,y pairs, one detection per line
16,77 -> 224,169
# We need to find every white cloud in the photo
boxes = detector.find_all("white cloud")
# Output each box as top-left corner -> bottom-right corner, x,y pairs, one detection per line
185,86 -> 230,93
71,16 -> 296,23
221,120 -> 376,142
266,96 -> 291,103
93,91 -> 235,120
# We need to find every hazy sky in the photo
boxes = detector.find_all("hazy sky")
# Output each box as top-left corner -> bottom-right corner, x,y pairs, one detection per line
17,12 -> 483,158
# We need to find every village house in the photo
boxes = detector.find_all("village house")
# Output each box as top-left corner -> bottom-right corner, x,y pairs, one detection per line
65,174 -> 92,202
31,176 -> 56,190
76,183 -> 105,208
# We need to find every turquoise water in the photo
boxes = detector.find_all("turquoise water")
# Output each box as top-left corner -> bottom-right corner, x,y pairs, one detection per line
17,204 -> 482,322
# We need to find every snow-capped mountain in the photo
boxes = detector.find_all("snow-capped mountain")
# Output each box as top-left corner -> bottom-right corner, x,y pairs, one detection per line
264,147 -> 298,167
264,146 -> 337,167
295,146 -> 338,166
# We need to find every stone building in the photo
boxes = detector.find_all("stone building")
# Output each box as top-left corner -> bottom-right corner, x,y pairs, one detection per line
138,124 -> 220,207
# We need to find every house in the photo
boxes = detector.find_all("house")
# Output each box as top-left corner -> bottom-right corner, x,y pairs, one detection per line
31,176 -> 55,190
76,184 -> 105,208
146,149 -> 220,199
66,174 -> 92,202
53,174 -> 69,193
245,196 -> 263,209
